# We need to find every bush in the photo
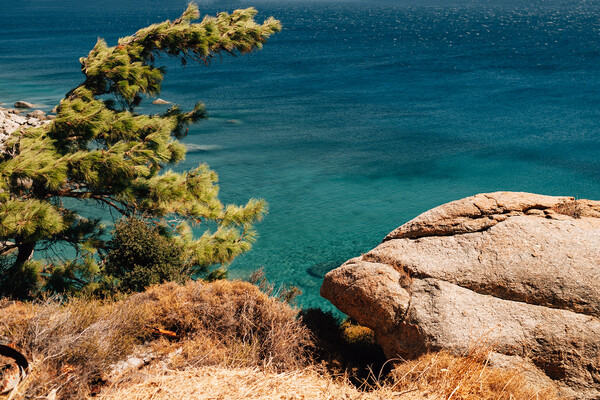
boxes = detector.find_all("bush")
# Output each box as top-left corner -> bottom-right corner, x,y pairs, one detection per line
340,318 -> 375,346
0,259 -> 42,299
553,199 -> 583,218
103,218 -> 187,292
139,280 -> 311,370
0,279 -> 312,399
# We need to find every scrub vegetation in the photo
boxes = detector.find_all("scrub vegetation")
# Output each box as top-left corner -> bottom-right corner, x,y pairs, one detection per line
0,279 -> 561,399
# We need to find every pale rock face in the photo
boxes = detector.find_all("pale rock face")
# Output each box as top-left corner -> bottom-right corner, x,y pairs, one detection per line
0,106 -> 52,153
321,192 -> 600,399
9,115 -> 27,125
320,260 -> 410,332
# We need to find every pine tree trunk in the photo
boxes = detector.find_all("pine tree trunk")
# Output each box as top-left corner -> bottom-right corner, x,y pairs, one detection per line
13,242 -> 35,269
1,242 -> 37,299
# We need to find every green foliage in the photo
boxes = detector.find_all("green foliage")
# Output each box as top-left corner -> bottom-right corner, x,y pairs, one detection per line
104,218 -> 186,292
0,260 -> 42,299
0,4 -> 280,299
340,318 -> 376,346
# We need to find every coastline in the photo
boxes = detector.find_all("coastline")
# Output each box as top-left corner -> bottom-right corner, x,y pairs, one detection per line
0,104 -> 53,154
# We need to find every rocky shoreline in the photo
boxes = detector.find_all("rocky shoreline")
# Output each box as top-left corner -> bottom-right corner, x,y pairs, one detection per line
0,102 -> 54,153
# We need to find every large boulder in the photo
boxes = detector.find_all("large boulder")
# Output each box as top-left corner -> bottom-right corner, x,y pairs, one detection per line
321,192 -> 600,399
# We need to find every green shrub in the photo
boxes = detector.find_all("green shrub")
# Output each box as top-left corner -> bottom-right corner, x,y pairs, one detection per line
103,218 -> 186,292
340,318 -> 376,346
0,259 -> 42,299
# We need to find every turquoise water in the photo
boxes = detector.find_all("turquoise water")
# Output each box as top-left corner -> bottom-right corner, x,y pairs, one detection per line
1,0 -> 600,308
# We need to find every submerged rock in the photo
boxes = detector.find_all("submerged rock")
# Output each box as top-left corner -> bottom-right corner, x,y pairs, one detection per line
321,192 -> 600,399
13,101 -> 34,109
152,98 -> 170,105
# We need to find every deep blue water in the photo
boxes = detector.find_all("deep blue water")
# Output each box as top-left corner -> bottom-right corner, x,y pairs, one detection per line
1,0 -> 600,309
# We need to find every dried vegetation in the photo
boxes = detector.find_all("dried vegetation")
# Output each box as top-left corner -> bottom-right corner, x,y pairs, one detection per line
389,345 -> 561,400
97,366 -> 433,400
0,280 -> 564,400
0,280 -> 310,399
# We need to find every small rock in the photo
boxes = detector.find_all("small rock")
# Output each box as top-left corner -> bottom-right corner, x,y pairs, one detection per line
46,115 -> 56,120
26,110 -> 45,119
2,120 -> 20,134
14,101 -> 34,109
10,115 -> 26,125
152,98 -> 170,105
50,107 -> 58,114
106,351 -> 155,381
526,208 -> 545,216
8,109 -> 20,115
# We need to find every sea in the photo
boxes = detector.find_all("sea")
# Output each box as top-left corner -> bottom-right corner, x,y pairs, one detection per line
1,0 -> 599,309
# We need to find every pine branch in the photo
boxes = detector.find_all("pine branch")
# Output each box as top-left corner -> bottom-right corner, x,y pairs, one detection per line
0,3 -> 278,297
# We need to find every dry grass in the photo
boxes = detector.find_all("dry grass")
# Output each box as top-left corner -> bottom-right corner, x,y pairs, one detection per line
389,344 -> 561,400
95,347 -> 565,400
0,281 -> 565,400
136,280 -> 312,370
552,199 -> 583,218
1,296 -> 149,398
0,279 -> 312,399
97,365 -> 437,400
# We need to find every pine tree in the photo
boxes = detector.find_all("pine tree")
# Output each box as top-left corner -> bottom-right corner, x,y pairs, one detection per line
0,4 -> 281,298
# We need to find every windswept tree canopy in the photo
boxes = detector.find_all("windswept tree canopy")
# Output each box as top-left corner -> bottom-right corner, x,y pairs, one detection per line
0,4 -> 281,298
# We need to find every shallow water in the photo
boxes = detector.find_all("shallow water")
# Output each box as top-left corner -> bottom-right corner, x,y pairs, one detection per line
1,0 -> 600,309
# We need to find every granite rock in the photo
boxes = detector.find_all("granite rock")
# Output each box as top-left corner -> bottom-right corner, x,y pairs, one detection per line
321,192 -> 600,399
0,106 -> 52,154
